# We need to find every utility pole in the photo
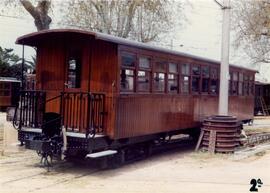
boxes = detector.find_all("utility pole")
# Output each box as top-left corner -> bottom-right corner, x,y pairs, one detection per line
215,0 -> 231,115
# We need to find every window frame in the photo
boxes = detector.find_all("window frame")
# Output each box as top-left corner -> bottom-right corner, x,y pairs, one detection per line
191,64 -> 201,94
120,51 -> 137,93
152,59 -> 167,93
243,73 -> 250,96
180,63 -> 191,95
201,64 -> 210,94
209,66 -> 219,95
136,55 -> 152,93
167,61 -> 179,94
229,70 -> 238,96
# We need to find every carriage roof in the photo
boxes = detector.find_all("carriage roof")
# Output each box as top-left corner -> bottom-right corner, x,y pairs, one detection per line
16,29 -> 257,73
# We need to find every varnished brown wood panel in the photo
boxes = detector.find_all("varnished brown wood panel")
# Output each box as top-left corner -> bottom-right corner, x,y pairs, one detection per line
90,40 -> 118,137
115,94 -> 254,139
36,35 -> 93,124
0,96 -> 11,106
115,95 -> 196,139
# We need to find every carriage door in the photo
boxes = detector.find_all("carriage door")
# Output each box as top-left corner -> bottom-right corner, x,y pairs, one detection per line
63,46 -> 88,132
65,46 -> 83,92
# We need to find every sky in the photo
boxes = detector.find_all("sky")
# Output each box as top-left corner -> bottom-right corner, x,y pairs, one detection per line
0,0 -> 269,81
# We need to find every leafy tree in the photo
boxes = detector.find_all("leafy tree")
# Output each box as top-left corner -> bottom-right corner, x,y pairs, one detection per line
60,0 -> 185,43
1,0 -> 186,43
0,46 -> 35,79
1,0 -> 52,31
232,0 -> 270,63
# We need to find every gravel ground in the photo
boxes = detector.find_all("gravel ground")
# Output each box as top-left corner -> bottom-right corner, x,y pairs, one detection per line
1,113 -> 270,193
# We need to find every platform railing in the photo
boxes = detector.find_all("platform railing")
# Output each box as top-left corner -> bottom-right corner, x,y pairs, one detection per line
60,92 -> 106,136
16,90 -> 47,128
14,90 -> 106,137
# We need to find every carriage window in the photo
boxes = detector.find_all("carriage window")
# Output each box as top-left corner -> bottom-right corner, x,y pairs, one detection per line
153,61 -> 166,92
192,65 -> 200,76
120,69 -> 134,91
137,57 -> 151,92
181,64 -> 190,94
137,71 -> 150,92
153,72 -> 165,92
182,64 -> 190,75
238,73 -> 243,95
202,66 -> 210,93
121,53 -> 136,92
230,72 -> 238,95
139,57 -> 150,69
243,74 -> 249,95
192,65 -> 200,93
181,76 -> 189,93
67,56 -> 81,88
155,61 -> 166,72
168,74 -> 178,93
249,75 -> 254,95
192,77 -> 200,92
169,63 -> 178,73
168,63 -> 178,93
210,67 -> 218,94
122,54 -> 136,67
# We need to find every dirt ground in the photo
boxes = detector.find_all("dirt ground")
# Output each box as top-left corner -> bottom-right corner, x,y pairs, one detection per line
1,113 -> 270,193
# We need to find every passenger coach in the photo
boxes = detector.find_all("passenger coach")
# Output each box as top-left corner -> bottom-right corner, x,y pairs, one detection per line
14,29 -> 256,163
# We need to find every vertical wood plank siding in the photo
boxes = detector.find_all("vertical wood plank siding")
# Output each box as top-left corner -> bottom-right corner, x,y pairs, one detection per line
115,95 -> 254,139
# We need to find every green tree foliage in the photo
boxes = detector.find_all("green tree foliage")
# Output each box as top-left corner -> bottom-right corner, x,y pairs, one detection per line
0,46 -> 34,79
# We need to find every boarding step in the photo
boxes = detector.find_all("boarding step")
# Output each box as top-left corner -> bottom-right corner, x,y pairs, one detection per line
86,150 -> 117,159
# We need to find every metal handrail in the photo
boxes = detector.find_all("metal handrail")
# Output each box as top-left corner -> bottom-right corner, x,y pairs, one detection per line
14,90 -> 106,138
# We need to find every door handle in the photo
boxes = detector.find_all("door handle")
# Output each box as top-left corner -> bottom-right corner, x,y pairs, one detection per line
64,82 -> 70,88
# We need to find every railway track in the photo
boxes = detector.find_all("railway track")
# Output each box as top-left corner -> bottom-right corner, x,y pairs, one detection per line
244,132 -> 270,146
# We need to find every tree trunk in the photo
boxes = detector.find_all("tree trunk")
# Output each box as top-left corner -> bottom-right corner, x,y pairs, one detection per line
20,0 -> 52,31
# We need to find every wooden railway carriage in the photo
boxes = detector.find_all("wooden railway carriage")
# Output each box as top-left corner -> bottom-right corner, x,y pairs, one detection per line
0,77 -> 20,110
14,29 -> 256,161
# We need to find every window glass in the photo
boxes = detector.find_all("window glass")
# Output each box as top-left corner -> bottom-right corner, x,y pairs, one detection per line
68,56 -> 81,88
243,82 -> 249,95
153,72 -> 165,92
244,74 -> 249,81
181,64 -> 190,75
249,75 -> 254,81
155,61 -> 166,72
137,70 -> 150,91
233,72 -> 238,81
232,82 -> 238,95
120,69 -> 134,91
168,74 -> 178,93
139,57 -> 150,69
122,54 -> 135,67
181,76 -> 189,94
202,66 -> 210,77
211,68 -> 218,79
192,65 -> 200,76
210,80 -> 218,94
249,83 -> 254,95
192,77 -> 200,92
169,63 -> 178,73
239,73 -> 243,81
238,82 -> 243,95
202,78 -> 209,93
